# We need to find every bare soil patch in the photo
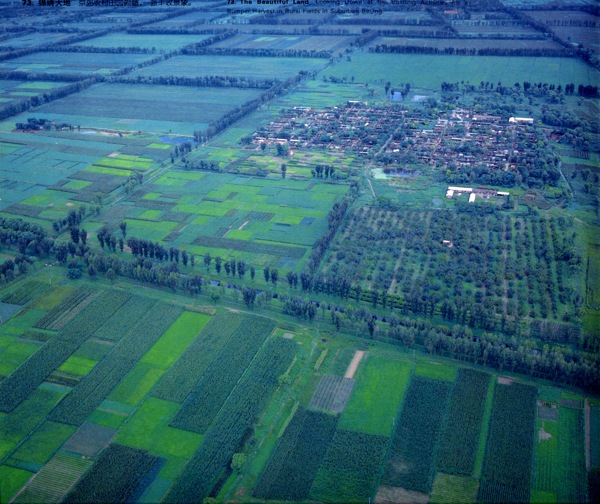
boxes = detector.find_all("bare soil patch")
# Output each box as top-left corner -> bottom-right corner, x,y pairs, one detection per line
497,376 -> 513,385
375,485 -> 429,504
238,220 -> 249,230
538,423 -> 552,442
282,332 -> 294,339
345,350 -> 366,379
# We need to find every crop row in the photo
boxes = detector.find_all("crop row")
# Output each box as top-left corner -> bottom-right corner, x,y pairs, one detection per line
171,314 -> 276,434
309,429 -> 389,503
12,453 -> 93,504
192,235 -> 306,258
478,479 -> 530,504
1,280 -> 49,305
253,407 -> 338,501
34,286 -> 96,330
152,312 -> 243,403
437,368 -> 490,475
91,295 -> 157,342
62,444 -> 158,504
479,381 -> 537,502
308,374 -> 355,414
382,376 -> 451,493
49,302 -> 182,426
164,336 -> 297,503
0,290 -> 130,412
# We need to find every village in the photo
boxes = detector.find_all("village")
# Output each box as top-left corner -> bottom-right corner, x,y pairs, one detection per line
249,102 -> 537,183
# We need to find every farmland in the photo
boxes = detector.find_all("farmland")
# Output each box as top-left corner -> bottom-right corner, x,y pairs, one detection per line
0,277 -> 596,503
129,55 -> 328,80
0,1 -> 598,503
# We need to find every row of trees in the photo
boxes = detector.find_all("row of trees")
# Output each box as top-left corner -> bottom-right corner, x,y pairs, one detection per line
370,44 -> 572,58
194,73 -> 306,143
115,75 -> 278,89
184,47 -> 332,59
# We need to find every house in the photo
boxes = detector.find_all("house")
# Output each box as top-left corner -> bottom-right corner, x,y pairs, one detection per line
509,117 -> 534,124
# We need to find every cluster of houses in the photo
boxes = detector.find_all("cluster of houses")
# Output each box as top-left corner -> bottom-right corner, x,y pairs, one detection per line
251,102 -> 405,156
250,103 -> 536,178
382,107 -> 536,173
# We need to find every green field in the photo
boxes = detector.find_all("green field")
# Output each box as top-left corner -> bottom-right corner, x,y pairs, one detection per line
71,33 -> 212,51
0,5 -> 597,503
130,54 -> 327,80
325,53 -> 600,90
339,355 -> 412,436
0,52 -> 154,75
33,83 -> 263,135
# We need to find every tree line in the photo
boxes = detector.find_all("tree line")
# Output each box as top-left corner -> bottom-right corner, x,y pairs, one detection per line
183,47 -> 332,59
114,75 -> 278,90
370,44 -> 572,58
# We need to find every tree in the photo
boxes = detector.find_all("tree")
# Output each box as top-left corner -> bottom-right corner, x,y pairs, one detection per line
263,266 -> 270,283
270,268 -> 278,285
215,256 -> 222,274
231,453 -> 246,472
250,266 -> 255,281
276,143 -> 289,157
204,252 -> 211,271
281,163 -> 287,178
106,268 -> 116,283
119,221 -> 127,238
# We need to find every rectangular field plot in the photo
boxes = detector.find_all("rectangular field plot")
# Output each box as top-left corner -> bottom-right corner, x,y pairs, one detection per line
0,386 -> 70,460
32,83 -> 263,135
0,52 -> 154,75
0,80 -> 65,109
151,311 -> 242,403
430,473 -> 479,504
11,421 -> 76,466
325,53 -> 600,88
478,381 -> 537,503
115,397 -> 203,459
437,369 -> 490,476
210,34 -> 354,53
309,375 -> 355,414
309,429 -> 389,503
70,33 -> 212,51
253,408 -> 338,501
170,314 -> 276,434
130,54 -> 327,80
339,355 -> 412,437
382,376 -> 451,493
61,422 -> 117,457
61,443 -> 159,504
11,452 -> 92,504
533,405 -> 587,503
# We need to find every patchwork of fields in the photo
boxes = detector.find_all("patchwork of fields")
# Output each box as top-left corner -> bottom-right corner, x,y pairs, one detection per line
0,3 -> 598,503
0,279 -> 592,503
